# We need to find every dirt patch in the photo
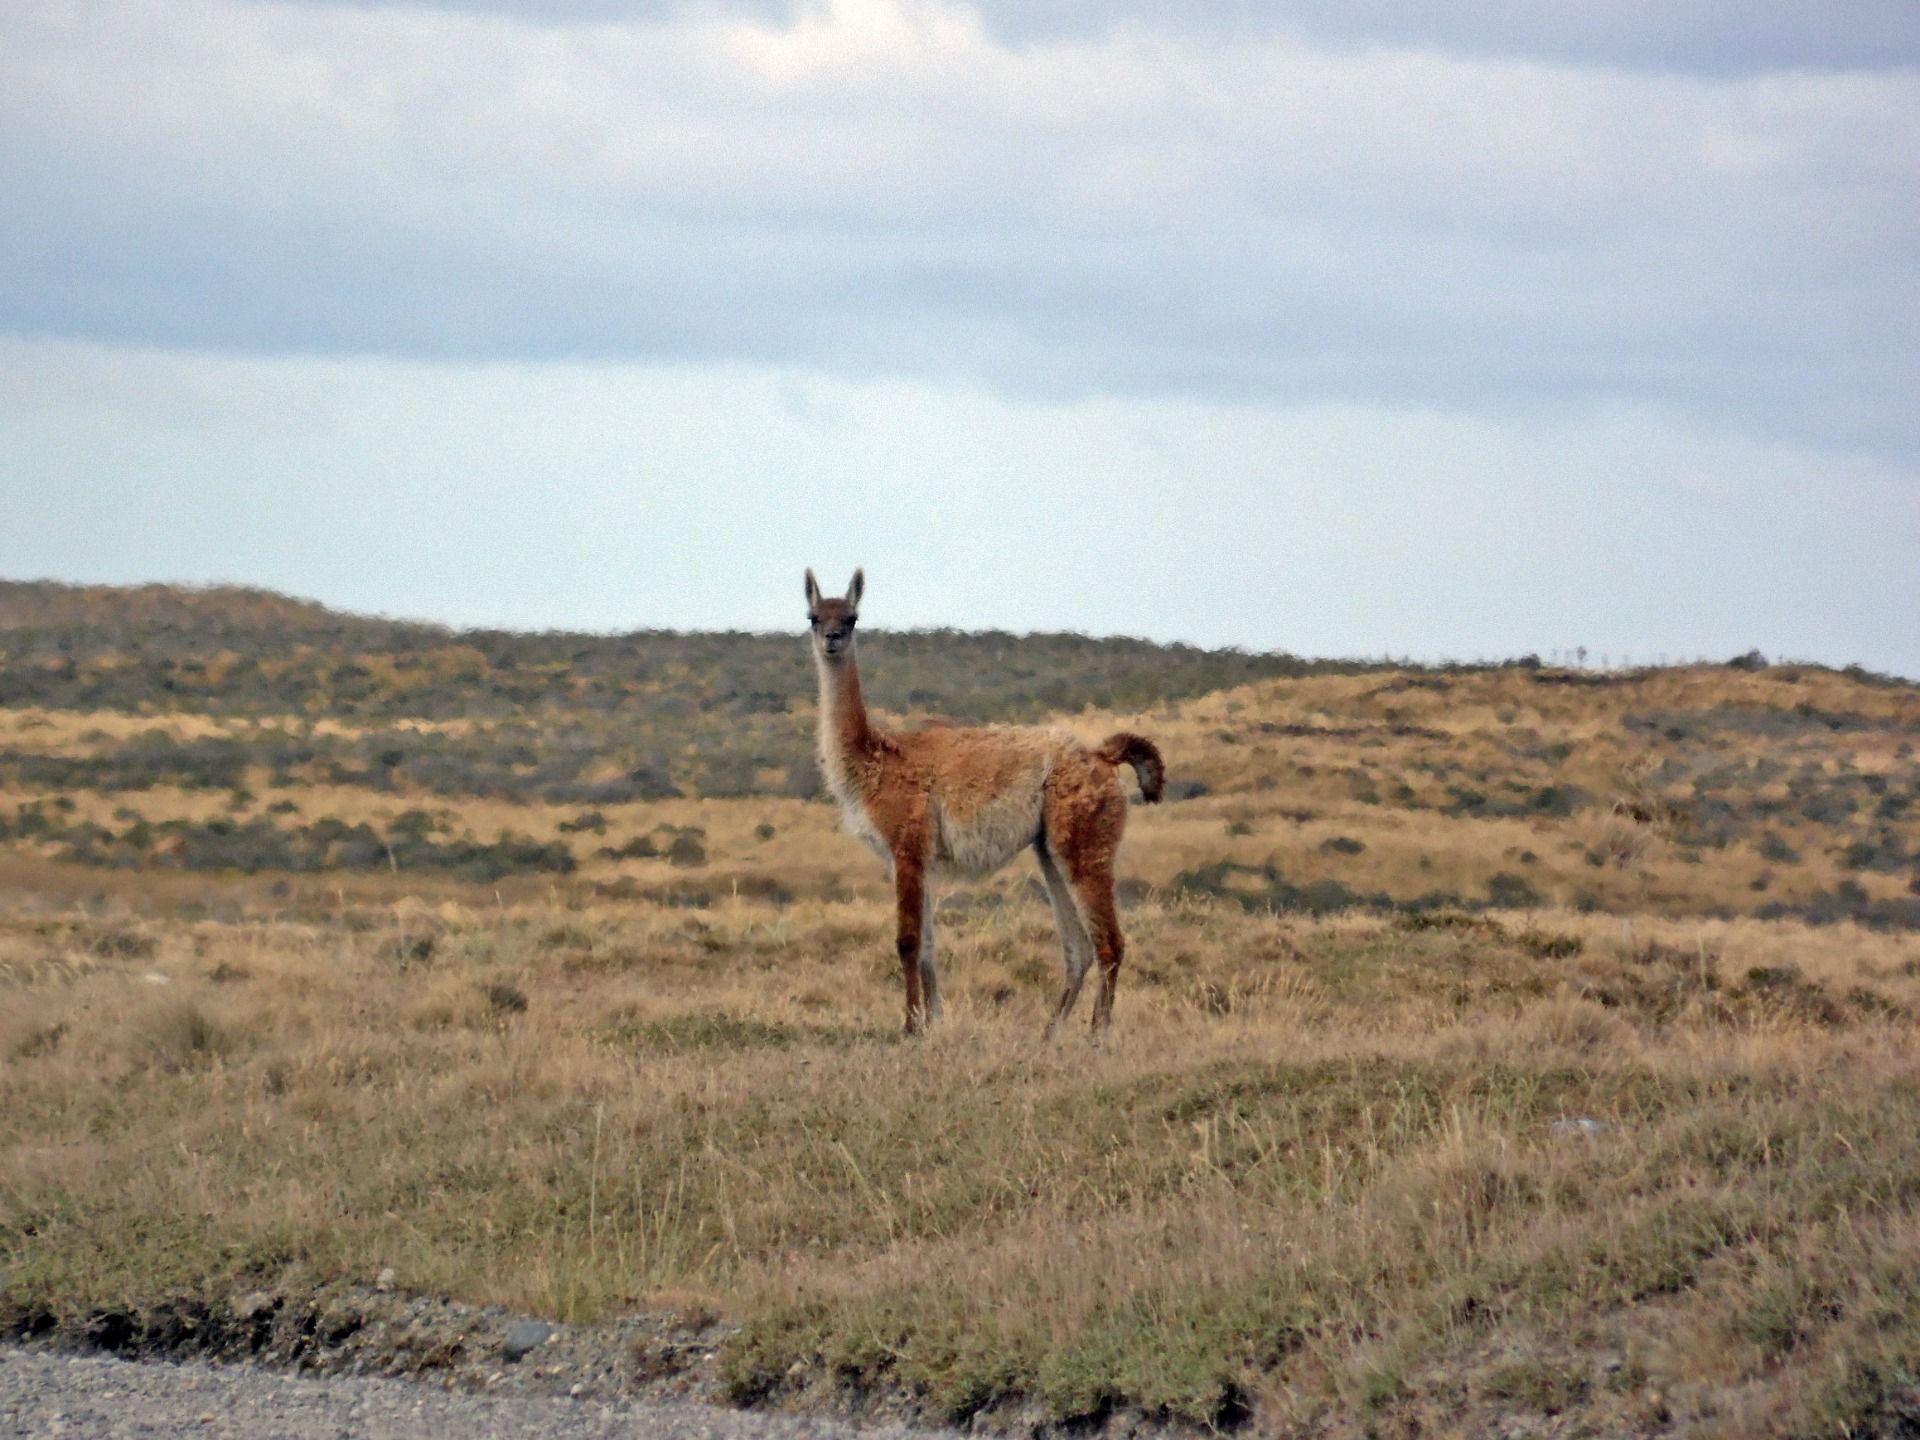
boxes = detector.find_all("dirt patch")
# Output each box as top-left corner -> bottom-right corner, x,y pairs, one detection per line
0,1283 -> 1233,1438
2,1284 -> 733,1409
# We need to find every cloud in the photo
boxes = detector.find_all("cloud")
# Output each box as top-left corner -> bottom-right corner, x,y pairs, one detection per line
970,0 -> 1920,75
1,0 -> 1915,455
263,0 -> 1920,75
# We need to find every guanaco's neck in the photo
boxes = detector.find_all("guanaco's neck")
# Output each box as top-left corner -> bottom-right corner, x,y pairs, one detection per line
814,650 -> 875,766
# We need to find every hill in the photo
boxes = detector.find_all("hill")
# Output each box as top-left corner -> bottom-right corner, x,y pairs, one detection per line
0,580 -> 1334,804
0,581 -> 1913,929
0,579 -> 1333,717
1132,661 -> 1920,930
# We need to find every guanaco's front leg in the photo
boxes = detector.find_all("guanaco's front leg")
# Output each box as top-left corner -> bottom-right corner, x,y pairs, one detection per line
893,857 -> 929,1035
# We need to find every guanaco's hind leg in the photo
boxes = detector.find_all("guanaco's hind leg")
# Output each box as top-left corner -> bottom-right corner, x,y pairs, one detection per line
894,860 -> 929,1034
1042,770 -> 1130,1032
1037,842 -> 1094,1031
1074,863 -> 1125,1030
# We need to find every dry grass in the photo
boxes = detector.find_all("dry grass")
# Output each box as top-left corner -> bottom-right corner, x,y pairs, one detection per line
1104,664 -> 1919,920
3,653 -> 1918,1432
5,884 -> 1919,1434
7,663 -> 1914,928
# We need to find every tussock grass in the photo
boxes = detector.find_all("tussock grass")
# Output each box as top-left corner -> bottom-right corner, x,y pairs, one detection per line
9,661 -> 1915,932
2,614 -> 1918,1431
5,890 -> 1919,1433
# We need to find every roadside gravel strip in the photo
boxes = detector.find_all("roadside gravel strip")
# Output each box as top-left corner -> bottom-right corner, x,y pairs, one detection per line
0,1351 -> 961,1440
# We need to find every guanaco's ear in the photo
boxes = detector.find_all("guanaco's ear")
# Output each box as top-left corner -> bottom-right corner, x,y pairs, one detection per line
804,568 -> 822,611
846,568 -> 865,612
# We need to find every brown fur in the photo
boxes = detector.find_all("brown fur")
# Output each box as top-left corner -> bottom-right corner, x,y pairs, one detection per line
804,568 -> 1165,1034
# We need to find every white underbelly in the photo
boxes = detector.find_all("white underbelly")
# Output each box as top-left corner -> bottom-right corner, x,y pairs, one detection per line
932,799 -> 1040,877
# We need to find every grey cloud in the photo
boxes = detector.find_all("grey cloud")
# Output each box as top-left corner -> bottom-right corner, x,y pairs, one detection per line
9,206 -> 1908,458
969,1 -> 1920,76
259,0 -> 1920,74
261,0 -> 799,27
2,0 -> 1916,458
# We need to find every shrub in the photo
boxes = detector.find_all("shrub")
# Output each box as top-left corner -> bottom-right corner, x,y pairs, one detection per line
1839,832 -> 1910,874
387,809 -> 438,837
698,754 -> 766,800
482,982 -> 529,1016
666,830 -> 708,868
134,999 -> 229,1072
624,763 -> 682,800
1519,931 -> 1584,960
1174,861 -> 1377,916
1529,784 -> 1590,817
382,928 -> 438,969
1485,872 -> 1542,908
8,1021 -> 68,1060
87,927 -> 157,959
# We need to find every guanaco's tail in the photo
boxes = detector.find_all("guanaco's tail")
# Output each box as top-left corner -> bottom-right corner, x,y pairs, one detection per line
1095,732 -> 1165,804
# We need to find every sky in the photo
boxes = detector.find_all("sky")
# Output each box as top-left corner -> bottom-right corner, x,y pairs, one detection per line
1,0 -> 1916,673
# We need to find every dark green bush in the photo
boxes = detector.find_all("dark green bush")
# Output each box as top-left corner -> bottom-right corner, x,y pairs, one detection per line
1485,872 -> 1543,908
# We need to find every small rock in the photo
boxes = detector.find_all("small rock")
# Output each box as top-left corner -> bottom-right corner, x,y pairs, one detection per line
142,972 -> 172,986
233,1291 -> 275,1321
374,1268 -> 396,1292
501,1320 -> 552,1363
569,1382 -> 586,1398
1550,1117 -> 1617,1138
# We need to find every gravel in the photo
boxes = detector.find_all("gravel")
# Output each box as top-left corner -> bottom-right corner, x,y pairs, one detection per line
0,1350 -> 962,1440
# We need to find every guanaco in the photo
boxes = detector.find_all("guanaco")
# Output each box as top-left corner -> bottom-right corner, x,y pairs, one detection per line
805,568 -> 1164,1033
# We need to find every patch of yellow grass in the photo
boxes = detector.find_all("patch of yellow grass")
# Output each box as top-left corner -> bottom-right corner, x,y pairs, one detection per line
4,884 -> 1919,1433
2,659 -> 1918,1431
8,663 -> 1914,929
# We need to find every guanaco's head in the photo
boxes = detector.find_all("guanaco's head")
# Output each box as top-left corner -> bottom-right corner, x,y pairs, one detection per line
804,567 -> 864,664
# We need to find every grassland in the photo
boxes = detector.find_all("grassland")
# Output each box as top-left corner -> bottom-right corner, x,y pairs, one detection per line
2,643 -> 1912,927
7,893 -> 1920,1435
3,585 -> 1920,1436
